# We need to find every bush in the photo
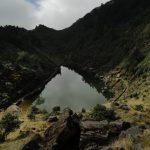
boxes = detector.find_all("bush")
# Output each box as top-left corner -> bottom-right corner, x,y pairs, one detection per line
52,106 -> 61,113
0,113 -> 20,141
27,106 -> 38,120
91,104 -> 116,121
135,104 -> 144,112
27,113 -> 35,120
35,97 -> 45,105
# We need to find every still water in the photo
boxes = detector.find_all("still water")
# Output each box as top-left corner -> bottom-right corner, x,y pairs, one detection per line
34,66 -> 106,112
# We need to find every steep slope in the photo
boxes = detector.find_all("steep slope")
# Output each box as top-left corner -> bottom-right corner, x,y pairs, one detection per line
0,0 -> 150,107
0,26 -> 60,108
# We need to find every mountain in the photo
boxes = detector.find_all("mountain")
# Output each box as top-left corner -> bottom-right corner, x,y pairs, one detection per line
0,0 -> 150,107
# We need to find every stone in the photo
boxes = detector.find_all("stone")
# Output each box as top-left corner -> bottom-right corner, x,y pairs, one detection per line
81,120 -> 109,131
47,116 -> 58,123
119,126 -> 144,139
119,104 -> 130,111
6,104 -> 20,115
44,109 -> 80,150
80,121 -> 131,150
108,121 -> 130,137
132,144 -> 142,150
20,134 -> 42,150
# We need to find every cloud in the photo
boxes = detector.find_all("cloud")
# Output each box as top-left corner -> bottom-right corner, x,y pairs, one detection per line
0,0 -> 109,30
0,0 -> 37,29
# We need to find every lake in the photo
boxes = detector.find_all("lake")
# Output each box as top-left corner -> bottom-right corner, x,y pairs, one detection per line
34,66 -> 106,112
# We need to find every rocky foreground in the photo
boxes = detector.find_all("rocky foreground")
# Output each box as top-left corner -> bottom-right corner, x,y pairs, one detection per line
18,108 -> 149,150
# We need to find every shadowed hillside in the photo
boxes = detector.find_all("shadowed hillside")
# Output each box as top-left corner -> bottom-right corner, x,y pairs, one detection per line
0,0 -> 150,109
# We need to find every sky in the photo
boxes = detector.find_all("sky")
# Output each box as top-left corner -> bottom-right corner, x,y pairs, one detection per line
0,0 -> 109,30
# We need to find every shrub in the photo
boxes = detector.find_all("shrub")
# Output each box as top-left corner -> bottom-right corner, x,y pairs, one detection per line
0,113 -> 20,141
91,104 -> 116,121
27,113 -> 35,120
35,97 -> 45,105
52,106 -> 61,113
27,106 -> 38,120
135,104 -> 144,112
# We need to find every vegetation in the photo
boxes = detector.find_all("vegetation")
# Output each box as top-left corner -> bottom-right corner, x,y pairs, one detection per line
135,104 -> 144,112
111,137 -> 133,150
52,106 -> 61,113
91,104 -> 116,121
27,106 -> 38,120
0,113 -> 20,142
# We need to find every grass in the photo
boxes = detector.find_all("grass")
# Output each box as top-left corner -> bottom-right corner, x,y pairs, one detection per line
111,137 -> 133,150
0,103 -> 49,150
140,129 -> 150,150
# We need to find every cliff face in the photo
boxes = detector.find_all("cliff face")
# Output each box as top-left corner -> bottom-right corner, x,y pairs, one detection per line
1,0 -> 150,107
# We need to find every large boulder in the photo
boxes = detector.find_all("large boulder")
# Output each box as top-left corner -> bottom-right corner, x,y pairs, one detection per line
44,108 -> 81,150
80,121 -> 131,150
6,104 -> 20,115
20,134 -> 43,150
119,125 -> 147,139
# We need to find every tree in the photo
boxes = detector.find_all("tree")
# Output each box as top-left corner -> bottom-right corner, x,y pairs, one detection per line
0,113 -> 20,142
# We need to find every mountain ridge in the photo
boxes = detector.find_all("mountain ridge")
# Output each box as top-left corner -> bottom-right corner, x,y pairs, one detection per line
0,0 -> 150,108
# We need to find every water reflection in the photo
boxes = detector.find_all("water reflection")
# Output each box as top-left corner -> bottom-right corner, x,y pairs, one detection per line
34,66 -> 106,112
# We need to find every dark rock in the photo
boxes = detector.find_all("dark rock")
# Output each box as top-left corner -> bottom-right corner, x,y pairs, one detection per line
81,120 -> 109,131
44,109 -> 80,150
80,120 -> 131,150
108,121 -> 130,137
63,107 -> 73,117
47,116 -> 58,123
0,134 -> 5,143
101,147 -> 113,150
101,146 -> 125,150
132,144 -> 142,150
119,126 -> 144,139
20,134 -> 43,150
119,103 -> 130,111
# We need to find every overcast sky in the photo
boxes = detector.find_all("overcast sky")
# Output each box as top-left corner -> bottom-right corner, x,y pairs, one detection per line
0,0 -> 109,30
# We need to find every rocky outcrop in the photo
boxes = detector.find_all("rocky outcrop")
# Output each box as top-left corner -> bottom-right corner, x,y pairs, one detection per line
44,108 -> 81,150
43,111 -> 131,150
119,125 -> 150,139
80,121 -> 131,150
20,134 -> 43,150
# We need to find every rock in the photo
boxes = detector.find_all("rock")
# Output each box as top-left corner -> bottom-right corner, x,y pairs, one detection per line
0,134 -> 5,143
112,101 -> 121,107
119,125 -> 144,139
101,147 -> 113,150
80,120 -> 131,150
118,103 -> 130,111
20,134 -> 43,150
6,104 -> 20,115
108,121 -> 131,137
81,120 -> 109,131
15,99 -> 23,106
80,120 -> 109,149
44,109 -> 80,150
101,146 -> 125,150
47,116 -> 58,123
132,144 -> 142,150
